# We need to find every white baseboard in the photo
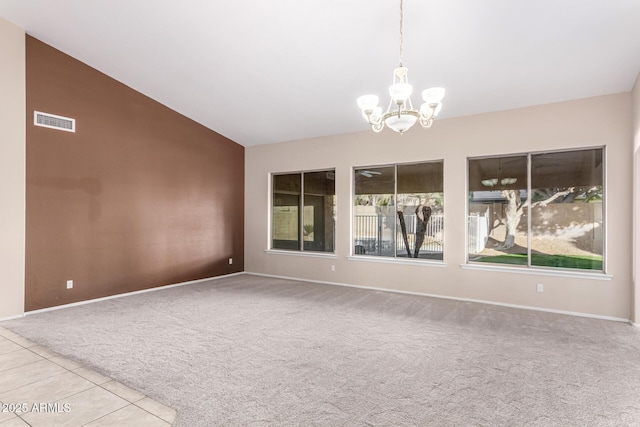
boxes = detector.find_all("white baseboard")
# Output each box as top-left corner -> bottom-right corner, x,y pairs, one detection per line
0,313 -> 26,322
25,272 -> 244,316
245,271 -> 630,324
19,270 -> 632,324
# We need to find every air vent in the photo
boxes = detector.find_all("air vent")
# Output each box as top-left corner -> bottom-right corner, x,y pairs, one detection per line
34,111 -> 76,133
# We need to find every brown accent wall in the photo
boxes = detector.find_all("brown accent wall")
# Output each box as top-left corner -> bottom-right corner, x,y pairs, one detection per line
25,36 -> 244,311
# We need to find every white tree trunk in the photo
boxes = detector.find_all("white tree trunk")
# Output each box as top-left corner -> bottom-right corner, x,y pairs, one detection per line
501,190 -> 522,249
498,187 -> 575,249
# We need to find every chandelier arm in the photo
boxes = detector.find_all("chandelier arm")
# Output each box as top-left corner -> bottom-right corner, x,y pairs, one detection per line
420,117 -> 434,128
368,111 -> 382,126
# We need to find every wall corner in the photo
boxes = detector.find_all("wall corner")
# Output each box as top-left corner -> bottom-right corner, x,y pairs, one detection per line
0,17 -> 26,319
632,72 -> 640,323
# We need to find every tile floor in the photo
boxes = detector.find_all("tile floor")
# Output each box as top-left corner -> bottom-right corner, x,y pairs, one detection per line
0,325 -> 176,426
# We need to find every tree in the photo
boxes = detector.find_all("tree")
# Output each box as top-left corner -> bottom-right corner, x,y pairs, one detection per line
498,187 -> 576,249
397,210 -> 412,257
413,205 -> 432,258
397,204 -> 432,257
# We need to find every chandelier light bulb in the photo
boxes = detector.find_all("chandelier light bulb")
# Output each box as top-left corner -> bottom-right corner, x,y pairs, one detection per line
420,102 -> 443,118
388,83 -> 413,104
356,94 -> 379,112
385,114 -> 418,134
422,87 -> 446,104
370,107 -> 383,123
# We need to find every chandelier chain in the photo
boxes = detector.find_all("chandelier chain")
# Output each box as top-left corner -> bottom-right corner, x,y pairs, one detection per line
399,0 -> 404,67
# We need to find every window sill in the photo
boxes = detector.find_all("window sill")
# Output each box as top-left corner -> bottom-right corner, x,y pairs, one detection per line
264,249 -> 337,259
460,263 -> 613,280
346,255 -> 447,267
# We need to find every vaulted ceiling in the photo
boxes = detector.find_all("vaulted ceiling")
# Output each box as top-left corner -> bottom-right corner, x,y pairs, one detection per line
1,0 -> 639,146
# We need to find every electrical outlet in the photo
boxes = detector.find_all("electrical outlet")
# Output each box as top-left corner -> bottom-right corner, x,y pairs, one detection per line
66,280 -> 73,289
228,258 -> 233,265
536,283 -> 544,293
330,265 -> 336,272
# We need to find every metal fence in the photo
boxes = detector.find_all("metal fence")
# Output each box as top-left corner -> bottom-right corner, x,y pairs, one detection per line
353,213 -> 444,256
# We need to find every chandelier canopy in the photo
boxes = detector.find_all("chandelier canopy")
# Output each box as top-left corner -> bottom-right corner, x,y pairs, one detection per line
357,0 -> 445,134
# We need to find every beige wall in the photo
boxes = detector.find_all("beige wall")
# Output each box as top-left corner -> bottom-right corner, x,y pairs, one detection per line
633,73 -> 640,324
246,93 -> 633,320
0,17 -> 25,319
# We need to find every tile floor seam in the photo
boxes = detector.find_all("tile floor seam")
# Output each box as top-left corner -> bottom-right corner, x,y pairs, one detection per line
98,381 -> 145,403
13,414 -> 34,427
0,344 -> 39,351
24,361 -> 80,382
0,360 -> 53,390
49,384 -> 102,406
0,347 -> 41,360
3,339 -> 35,351
131,401 -> 174,424
0,405 -> 35,427
6,338 -> 37,348
76,402 -> 134,427
72,368 -> 112,386
0,369 -> 82,402
1,384 -> 95,418
47,356 -> 82,370
26,346 -> 58,360
1,384 -> 107,420
78,402 -> 171,427
134,398 -> 177,424
18,386 -> 130,426
59,363 -> 90,375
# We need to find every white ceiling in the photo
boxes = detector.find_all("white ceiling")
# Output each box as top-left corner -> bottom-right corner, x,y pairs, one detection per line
1,0 -> 639,147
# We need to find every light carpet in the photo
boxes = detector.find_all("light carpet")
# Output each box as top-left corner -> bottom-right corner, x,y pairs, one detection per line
3,274 -> 640,426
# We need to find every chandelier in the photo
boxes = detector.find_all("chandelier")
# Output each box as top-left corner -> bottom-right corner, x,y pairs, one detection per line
357,0 -> 445,134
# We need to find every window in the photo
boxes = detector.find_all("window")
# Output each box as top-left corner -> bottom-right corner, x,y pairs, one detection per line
353,161 -> 444,260
272,170 -> 335,253
468,148 -> 604,271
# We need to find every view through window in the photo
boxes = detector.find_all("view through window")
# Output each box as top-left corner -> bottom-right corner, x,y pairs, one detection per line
468,148 -> 604,270
353,161 -> 444,260
272,170 -> 335,252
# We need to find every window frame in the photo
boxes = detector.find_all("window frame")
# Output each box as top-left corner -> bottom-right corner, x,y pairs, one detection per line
351,160 -> 445,263
269,168 -> 336,255
466,146 -> 606,274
